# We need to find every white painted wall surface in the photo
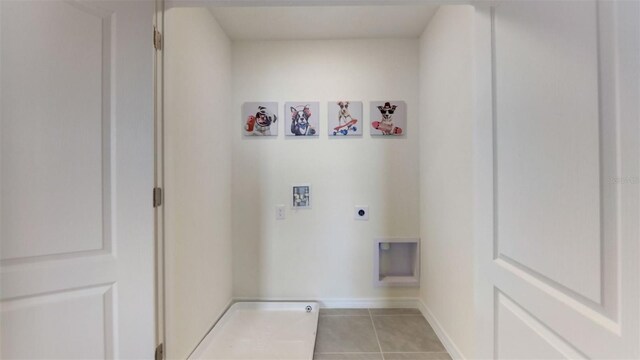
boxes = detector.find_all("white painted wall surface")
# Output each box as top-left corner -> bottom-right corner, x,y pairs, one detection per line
418,6 -> 475,359
231,39 -> 420,302
164,8 -> 233,360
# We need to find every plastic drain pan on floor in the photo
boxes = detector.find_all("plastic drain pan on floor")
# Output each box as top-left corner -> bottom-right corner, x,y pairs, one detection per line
189,301 -> 319,360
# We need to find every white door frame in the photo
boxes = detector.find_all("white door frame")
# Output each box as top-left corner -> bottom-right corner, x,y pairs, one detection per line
154,0 -> 166,358
154,2 -> 474,359
1,1 -> 158,358
156,1 -> 640,359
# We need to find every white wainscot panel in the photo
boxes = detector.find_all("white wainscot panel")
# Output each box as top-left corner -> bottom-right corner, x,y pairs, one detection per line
493,0 -> 602,303
1,1 -> 109,260
0,285 -> 114,359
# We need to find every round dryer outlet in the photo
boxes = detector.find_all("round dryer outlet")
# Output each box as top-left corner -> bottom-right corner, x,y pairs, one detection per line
354,206 -> 369,220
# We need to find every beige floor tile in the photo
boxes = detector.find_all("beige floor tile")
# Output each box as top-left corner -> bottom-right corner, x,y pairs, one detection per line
372,316 -> 446,353
314,315 -> 380,353
314,353 -> 383,360
320,309 -> 371,316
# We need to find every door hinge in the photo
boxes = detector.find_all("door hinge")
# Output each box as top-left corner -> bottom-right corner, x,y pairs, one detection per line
153,187 -> 162,208
155,343 -> 164,360
153,26 -> 162,51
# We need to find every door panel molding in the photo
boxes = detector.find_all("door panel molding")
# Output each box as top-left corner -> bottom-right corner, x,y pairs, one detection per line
490,0 -> 623,320
0,0 -> 115,264
0,255 -> 117,300
1,283 -> 116,359
475,1 -> 639,358
495,255 -> 619,330
0,0 -> 155,358
496,290 -> 588,360
491,0 -> 607,306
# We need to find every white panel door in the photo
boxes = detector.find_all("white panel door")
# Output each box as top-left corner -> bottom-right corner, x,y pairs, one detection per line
475,1 -> 639,359
0,0 -> 155,358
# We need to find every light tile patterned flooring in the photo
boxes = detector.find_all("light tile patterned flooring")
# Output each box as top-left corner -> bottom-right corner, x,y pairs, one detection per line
313,309 -> 451,360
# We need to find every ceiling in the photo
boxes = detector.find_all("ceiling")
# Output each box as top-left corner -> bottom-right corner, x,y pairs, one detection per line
208,5 -> 440,40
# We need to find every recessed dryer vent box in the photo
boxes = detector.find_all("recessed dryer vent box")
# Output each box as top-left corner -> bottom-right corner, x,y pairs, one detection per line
374,238 -> 420,287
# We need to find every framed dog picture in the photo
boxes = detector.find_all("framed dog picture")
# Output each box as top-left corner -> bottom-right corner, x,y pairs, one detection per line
285,102 -> 319,137
370,101 -> 407,136
242,102 -> 278,136
328,101 -> 363,136
291,184 -> 311,209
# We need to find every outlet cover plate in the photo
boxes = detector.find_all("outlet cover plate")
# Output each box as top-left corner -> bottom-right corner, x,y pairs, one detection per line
276,205 -> 286,220
355,205 -> 369,220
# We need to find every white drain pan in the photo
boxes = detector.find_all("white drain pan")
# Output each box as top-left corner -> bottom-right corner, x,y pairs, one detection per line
189,301 -> 319,360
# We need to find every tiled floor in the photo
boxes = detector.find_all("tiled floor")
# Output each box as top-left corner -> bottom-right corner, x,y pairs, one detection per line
313,308 -> 451,360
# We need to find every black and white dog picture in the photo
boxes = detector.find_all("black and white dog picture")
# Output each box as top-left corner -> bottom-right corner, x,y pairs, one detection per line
242,102 -> 279,136
370,101 -> 407,136
285,102 -> 319,137
328,101 -> 363,136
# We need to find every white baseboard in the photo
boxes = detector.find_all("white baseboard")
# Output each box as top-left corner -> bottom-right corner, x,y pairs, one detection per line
318,297 -> 420,309
233,297 -> 420,309
417,299 -> 466,360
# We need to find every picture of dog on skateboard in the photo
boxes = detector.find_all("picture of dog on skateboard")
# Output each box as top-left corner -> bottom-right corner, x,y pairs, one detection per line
242,102 -> 278,136
328,101 -> 362,136
371,101 -> 406,136
286,102 -> 319,136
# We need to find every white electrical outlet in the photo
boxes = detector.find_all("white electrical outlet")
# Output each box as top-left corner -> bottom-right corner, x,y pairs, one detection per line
276,205 -> 286,220
355,206 -> 369,220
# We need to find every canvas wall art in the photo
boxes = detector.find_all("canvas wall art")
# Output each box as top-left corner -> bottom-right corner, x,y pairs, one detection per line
243,102 -> 278,136
370,101 -> 407,136
327,101 -> 363,136
285,102 -> 319,136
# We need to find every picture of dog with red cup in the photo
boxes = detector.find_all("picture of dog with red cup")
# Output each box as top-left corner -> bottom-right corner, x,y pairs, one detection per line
242,102 -> 278,136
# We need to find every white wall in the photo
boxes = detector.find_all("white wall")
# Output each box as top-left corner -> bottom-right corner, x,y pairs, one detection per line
231,39 -> 421,302
418,6 -> 475,359
164,8 -> 232,360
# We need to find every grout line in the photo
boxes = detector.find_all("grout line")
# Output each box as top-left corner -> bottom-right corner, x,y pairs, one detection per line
315,352 -> 382,355
368,309 -> 385,359
314,312 -> 451,359
315,352 -> 450,355
380,352 -> 451,354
